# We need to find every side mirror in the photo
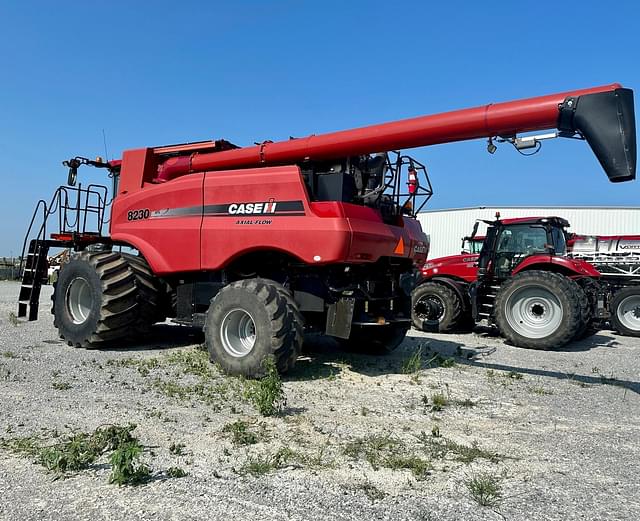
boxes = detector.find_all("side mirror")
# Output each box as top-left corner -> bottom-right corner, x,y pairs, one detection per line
62,158 -> 81,186
470,221 -> 480,239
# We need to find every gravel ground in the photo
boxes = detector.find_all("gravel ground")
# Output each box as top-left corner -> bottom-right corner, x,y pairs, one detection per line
0,280 -> 638,520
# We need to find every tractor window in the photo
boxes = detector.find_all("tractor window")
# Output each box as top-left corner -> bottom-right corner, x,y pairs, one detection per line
496,225 -> 548,255
551,227 -> 567,255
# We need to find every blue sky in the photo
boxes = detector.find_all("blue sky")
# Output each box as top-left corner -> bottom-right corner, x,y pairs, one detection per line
1,1 -> 638,255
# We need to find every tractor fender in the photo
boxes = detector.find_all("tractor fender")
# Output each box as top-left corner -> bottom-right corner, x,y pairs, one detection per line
417,276 -> 470,310
512,255 -> 601,277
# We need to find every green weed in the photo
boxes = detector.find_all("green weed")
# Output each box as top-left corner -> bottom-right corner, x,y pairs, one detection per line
166,348 -> 215,378
418,432 -> 505,464
430,393 -> 448,412
167,466 -> 187,478
466,472 -> 502,507
402,347 -> 423,375
222,420 -> 260,446
244,357 -> 286,416
109,440 -> 150,486
52,381 -> 72,390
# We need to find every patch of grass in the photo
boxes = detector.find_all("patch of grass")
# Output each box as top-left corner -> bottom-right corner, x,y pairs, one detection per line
244,357 -> 286,417
239,447 -> 292,476
0,435 -> 41,456
429,393 -> 448,412
507,370 -> 524,380
424,352 -> 456,368
2,351 -> 18,359
52,381 -> 72,390
166,348 -> 214,378
454,398 -> 477,408
418,432 -> 505,464
167,466 -> 187,478
402,346 -> 422,375
107,357 -> 161,376
109,440 -> 150,486
222,420 -> 260,446
466,472 -> 502,507
8,312 -> 19,326
152,378 -> 231,407
528,386 -> 553,395
343,433 -> 401,469
384,453 -> 432,480
4,424 -> 139,475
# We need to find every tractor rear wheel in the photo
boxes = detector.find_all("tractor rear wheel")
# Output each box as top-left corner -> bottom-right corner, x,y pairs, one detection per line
574,284 -> 597,340
611,287 -> 640,337
412,282 -> 466,333
204,278 -> 301,377
52,251 -> 139,347
337,324 -> 409,354
494,270 -> 581,349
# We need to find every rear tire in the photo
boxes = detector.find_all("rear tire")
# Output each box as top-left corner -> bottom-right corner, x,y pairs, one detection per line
611,286 -> 640,337
52,251 -> 139,347
412,282 -> 466,332
337,324 -> 408,354
121,253 -> 166,329
574,283 -> 597,340
494,271 -> 581,350
204,278 -> 301,377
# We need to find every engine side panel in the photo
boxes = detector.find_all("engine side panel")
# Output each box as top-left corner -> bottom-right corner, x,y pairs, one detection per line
110,174 -> 204,274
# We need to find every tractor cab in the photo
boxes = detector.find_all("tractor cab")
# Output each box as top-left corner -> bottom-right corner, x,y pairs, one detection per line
477,216 -> 570,281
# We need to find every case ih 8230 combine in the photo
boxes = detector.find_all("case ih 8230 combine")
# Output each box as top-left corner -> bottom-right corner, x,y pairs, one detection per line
19,84 -> 635,375
412,216 -> 640,347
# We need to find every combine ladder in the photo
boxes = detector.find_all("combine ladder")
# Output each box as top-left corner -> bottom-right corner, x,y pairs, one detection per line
17,240 -> 51,321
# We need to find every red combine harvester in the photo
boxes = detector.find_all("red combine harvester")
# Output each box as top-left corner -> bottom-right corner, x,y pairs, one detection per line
18,84 -> 635,375
412,216 -> 640,346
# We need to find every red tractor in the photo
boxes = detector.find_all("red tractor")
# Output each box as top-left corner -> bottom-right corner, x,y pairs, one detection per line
18,83 -> 636,375
412,216 -> 640,347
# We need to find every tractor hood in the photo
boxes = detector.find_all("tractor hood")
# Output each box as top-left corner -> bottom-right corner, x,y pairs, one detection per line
422,253 -> 480,279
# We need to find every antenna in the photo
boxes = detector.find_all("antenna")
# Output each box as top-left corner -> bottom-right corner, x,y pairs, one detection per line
102,128 -> 110,161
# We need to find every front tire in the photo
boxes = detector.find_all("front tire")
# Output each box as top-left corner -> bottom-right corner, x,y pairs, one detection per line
204,278 -> 301,377
412,282 -> 466,332
611,286 -> 640,337
52,251 -> 139,347
494,271 -> 581,350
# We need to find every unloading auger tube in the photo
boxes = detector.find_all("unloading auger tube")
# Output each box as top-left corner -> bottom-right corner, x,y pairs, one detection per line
151,83 -> 636,183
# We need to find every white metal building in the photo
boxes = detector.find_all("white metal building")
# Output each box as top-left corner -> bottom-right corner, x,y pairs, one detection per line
417,207 -> 640,259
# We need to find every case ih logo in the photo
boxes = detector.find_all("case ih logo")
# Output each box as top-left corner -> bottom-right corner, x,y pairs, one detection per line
228,199 -> 278,215
149,200 -> 305,219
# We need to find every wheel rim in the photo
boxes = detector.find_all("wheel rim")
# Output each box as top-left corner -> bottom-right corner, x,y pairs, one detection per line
414,294 -> 445,322
220,308 -> 257,357
504,286 -> 563,339
616,294 -> 640,332
65,277 -> 93,324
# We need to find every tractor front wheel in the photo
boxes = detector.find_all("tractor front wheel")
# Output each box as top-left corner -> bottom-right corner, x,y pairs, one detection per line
494,271 -> 581,350
611,287 -> 640,337
411,282 -> 467,333
204,278 -> 302,377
